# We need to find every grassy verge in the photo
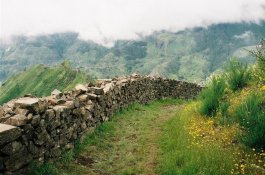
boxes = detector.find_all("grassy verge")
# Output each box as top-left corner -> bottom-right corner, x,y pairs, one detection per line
158,102 -> 236,175
158,99 -> 265,175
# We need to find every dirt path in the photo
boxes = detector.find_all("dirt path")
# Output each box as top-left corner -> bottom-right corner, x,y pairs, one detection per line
60,101 -> 182,175
144,105 -> 183,173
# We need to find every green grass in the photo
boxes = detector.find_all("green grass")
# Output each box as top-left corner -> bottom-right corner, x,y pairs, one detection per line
199,77 -> 226,116
0,62 -> 94,104
218,101 -> 230,125
29,162 -> 60,175
157,103 -> 235,175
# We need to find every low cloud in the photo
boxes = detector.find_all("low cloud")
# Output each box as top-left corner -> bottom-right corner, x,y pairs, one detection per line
1,0 -> 265,45
234,31 -> 254,40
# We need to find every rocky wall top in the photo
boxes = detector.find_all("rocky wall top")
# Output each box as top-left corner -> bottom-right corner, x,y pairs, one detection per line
0,74 -> 202,174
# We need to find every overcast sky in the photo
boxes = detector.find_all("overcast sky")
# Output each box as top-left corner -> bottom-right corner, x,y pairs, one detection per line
1,0 -> 265,45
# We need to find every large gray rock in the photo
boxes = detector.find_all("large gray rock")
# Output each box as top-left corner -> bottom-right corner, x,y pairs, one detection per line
46,96 -> 66,106
0,124 -> 21,145
87,93 -> 98,100
78,94 -> 88,102
4,147 -> 33,172
15,97 -> 39,108
0,141 -> 23,155
14,97 -> 48,114
0,114 -> 11,123
34,128 -> 51,146
44,109 -> 55,121
92,87 -> 104,95
5,100 -> 15,109
31,115 -> 41,127
53,105 -> 69,113
85,104 -> 94,112
103,83 -> 114,93
74,84 -> 88,95
14,108 -> 29,116
5,114 -> 28,126
63,101 -> 74,109
75,84 -> 88,91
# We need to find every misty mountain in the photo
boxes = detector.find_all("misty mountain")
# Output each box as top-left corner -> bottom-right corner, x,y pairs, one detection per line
0,21 -> 264,83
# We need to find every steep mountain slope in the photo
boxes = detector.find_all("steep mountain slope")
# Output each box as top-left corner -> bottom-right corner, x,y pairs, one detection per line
0,22 -> 264,83
0,62 -> 93,104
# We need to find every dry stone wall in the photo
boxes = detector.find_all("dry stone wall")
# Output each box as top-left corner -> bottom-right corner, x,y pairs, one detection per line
0,74 -> 202,174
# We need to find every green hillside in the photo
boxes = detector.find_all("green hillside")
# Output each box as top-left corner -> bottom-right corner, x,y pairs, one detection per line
0,22 -> 264,83
0,62 -> 94,104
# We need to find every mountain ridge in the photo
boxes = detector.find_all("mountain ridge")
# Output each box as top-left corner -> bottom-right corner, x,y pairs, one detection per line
0,21 -> 264,83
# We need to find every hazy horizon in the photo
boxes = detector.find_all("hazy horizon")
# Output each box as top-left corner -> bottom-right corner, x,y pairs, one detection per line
1,0 -> 265,45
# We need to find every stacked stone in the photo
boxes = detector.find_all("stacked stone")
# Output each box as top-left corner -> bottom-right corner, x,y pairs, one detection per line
0,74 -> 201,174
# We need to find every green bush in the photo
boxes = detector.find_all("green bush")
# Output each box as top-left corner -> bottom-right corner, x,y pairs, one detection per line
225,59 -> 251,92
199,77 -> 226,116
235,93 -> 265,149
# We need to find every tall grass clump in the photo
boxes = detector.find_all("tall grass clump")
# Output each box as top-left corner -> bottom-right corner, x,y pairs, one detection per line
199,77 -> 226,116
249,39 -> 265,83
218,101 -> 230,125
235,93 -> 265,149
225,59 -> 251,91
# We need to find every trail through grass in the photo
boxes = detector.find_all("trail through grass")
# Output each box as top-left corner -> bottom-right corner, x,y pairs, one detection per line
31,99 -> 265,175
57,99 -> 183,175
